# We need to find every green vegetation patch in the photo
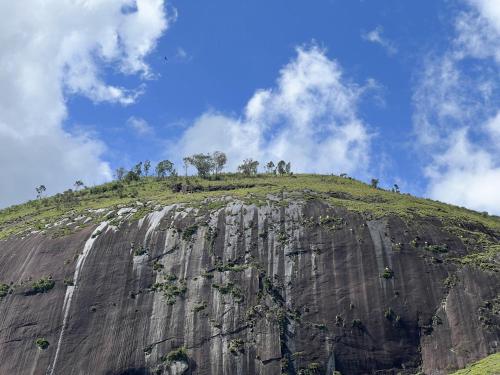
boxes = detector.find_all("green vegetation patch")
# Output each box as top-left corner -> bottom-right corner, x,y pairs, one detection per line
424,244 -> 449,253
35,338 -> 49,350
28,277 -> 55,295
449,352 -> 500,374
151,276 -> 187,305
214,261 -> 248,273
182,225 -> 198,242
443,274 -> 459,289
161,346 -> 188,364
228,338 -> 245,355
212,282 -> 244,302
0,283 -> 11,298
318,214 -> 345,230
133,245 -> 148,256
152,261 -> 164,272
454,245 -> 500,272
380,267 -> 394,279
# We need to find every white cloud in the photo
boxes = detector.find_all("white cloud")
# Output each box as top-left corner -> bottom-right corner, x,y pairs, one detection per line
362,26 -> 397,55
413,55 -> 473,146
0,0 -> 169,207
425,129 -> 500,213
466,0 -> 500,33
413,0 -> 500,214
173,46 -> 372,176
454,7 -> 500,62
127,116 -> 154,136
485,111 -> 500,143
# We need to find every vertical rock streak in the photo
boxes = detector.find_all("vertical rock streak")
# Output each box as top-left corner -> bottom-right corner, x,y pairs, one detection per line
48,221 -> 108,375
144,206 -> 174,242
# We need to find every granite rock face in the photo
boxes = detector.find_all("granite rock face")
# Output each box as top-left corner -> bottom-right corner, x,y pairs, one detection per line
0,197 -> 498,374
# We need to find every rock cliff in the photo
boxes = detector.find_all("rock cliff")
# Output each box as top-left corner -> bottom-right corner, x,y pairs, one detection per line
0,177 -> 498,374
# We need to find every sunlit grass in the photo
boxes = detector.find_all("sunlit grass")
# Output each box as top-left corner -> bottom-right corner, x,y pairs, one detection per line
1,174 -> 499,241
449,352 -> 500,375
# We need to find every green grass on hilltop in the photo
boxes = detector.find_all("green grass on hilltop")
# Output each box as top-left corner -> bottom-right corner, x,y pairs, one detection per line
0,174 -> 499,253
449,352 -> 500,374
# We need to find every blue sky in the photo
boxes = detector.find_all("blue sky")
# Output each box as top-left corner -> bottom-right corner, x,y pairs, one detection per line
1,0 -> 500,214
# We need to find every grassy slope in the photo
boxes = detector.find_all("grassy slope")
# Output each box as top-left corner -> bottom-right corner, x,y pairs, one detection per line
449,352 -> 500,374
0,174 -> 499,270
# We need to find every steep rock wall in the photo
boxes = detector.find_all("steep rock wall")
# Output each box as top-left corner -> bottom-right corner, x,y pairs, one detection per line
0,197 -> 498,374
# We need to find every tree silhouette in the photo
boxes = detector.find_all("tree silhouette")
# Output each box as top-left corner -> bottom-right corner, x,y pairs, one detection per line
266,161 -> 275,174
35,185 -> 46,199
74,180 -> 84,191
156,160 -> 176,179
238,159 -> 259,176
144,160 -> 151,176
212,151 -> 227,177
277,160 -> 286,176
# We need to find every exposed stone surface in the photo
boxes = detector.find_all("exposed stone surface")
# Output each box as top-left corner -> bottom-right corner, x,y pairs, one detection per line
0,198 -> 498,374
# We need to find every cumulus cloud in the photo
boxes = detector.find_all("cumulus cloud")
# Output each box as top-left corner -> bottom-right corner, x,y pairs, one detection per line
0,0 -> 168,207
425,129 -> 500,213
413,0 -> 500,214
173,46 -> 373,176
362,26 -> 397,55
127,116 -> 154,136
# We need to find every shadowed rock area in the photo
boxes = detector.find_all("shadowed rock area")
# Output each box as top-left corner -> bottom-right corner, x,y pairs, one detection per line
0,195 -> 498,374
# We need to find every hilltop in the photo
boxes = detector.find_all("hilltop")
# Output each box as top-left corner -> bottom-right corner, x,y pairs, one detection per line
1,174 -> 499,271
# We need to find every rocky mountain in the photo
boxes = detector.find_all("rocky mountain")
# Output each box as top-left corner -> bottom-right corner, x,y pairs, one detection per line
0,175 -> 498,374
